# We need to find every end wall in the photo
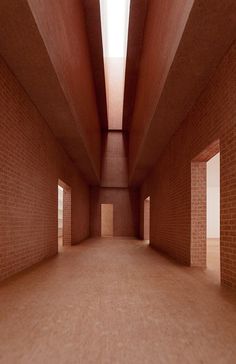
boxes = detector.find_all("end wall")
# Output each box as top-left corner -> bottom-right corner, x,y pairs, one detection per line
90,130 -> 139,238
0,56 -> 90,281
90,187 -> 139,237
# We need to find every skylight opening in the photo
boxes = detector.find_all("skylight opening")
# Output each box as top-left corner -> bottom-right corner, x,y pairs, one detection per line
100,0 -> 131,130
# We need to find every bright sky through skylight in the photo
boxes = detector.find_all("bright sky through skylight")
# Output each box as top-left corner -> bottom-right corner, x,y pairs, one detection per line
100,0 -> 130,129
100,0 -> 130,58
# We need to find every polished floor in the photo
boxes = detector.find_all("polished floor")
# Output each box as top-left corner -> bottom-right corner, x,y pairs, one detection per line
1,237 -> 236,364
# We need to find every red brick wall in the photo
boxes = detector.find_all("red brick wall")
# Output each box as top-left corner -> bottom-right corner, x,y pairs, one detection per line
140,42 -> 236,287
143,198 -> 150,240
0,56 -> 90,281
101,131 -> 128,188
63,188 -> 71,245
191,162 -> 207,267
91,130 -> 138,238
90,187 -> 139,237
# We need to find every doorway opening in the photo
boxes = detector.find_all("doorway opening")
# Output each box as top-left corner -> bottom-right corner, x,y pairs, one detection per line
144,196 -> 150,244
58,179 -> 72,251
207,153 -> 220,276
101,203 -> 113,237
191,140 -> 220,280
58,185 -> 63,251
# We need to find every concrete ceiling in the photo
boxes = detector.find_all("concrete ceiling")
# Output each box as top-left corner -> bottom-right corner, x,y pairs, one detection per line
0,0 -> 107,185
81,0 -> 108,131
0,0 -> 235,189
126,0 -> 236,186
123,0 -> 148,132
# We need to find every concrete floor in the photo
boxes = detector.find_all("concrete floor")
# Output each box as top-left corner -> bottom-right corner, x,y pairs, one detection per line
1,238 -> 236,364
207,238 -> 220,280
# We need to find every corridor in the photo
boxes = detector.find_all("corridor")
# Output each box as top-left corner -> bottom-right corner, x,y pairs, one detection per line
0,1 -> 236,363
1,238 -> 236,364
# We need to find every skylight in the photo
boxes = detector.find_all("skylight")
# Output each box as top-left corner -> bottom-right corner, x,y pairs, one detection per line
100,0 -> 130,130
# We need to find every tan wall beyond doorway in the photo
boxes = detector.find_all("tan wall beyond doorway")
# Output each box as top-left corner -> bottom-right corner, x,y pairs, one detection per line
101,204 -> 113,237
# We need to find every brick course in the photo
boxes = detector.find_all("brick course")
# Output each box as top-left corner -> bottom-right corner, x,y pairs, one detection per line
141,42 -> 236,288
0,56 -> 90,281
90,187 -> 139,237
143,198 -> 150,240
63,187 -> 72,246
191,161 -> 207,267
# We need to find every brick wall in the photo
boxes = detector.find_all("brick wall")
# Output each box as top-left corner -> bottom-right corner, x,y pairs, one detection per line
191,140 -> 220,267
101,131 -> 128,188
140,42 -> 236,288
90,130 -> 139,238
63,188 -> 71,245
143,198 -> 150,240
90,187 -> 139,237
191,162 -> 207,267
0,55 -> 90,281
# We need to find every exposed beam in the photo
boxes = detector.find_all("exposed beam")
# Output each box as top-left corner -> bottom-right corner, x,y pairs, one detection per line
0,0 -> 101,185
128,0 -> 236,186
82,0 -> 108,131
123,0 -> 147,132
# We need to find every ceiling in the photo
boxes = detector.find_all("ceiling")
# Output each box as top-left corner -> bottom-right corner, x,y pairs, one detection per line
0,0 -> 106,185
125,0 -> 236,185
0,0 -> 235,187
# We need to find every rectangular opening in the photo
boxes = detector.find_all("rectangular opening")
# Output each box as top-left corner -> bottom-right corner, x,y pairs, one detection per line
101,203 -> 113,237
144,196 -> 150,243
58,185 -> 63,251
207,153 -> 220,277
99,0 -> 131,130
58,179 -> 72,250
